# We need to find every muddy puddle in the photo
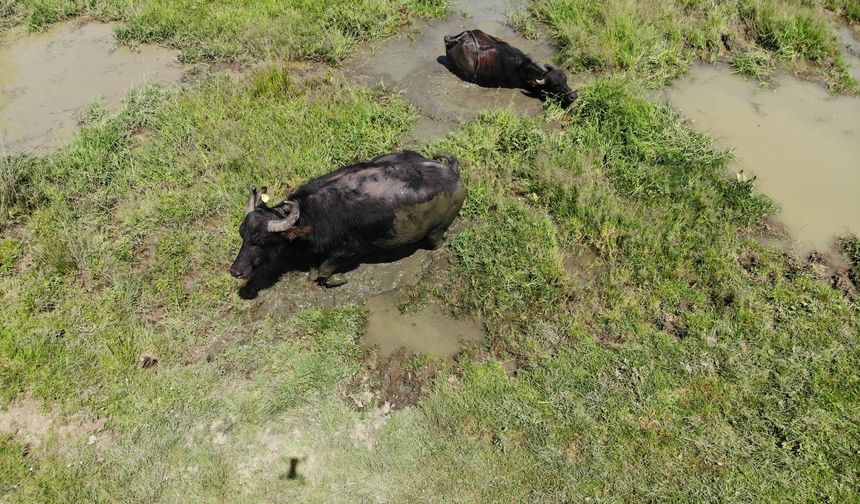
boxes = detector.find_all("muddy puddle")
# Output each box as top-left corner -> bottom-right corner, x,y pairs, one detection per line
0,20 -> 185,154
664,63 -> 860,254
364,291 -> 485,358
229,244 -> 485,361
346,0 -> 558,143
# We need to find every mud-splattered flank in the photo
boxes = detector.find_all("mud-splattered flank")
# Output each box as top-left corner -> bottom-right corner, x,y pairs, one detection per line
664,63 -> 860,254
0,20 -> 184,154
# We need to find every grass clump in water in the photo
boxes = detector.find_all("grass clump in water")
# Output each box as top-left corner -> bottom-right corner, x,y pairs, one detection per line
731,46 -> 775,81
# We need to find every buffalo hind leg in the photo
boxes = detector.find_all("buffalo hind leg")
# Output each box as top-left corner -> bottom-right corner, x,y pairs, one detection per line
317,256 -> 348,288
425,224 -> 451,250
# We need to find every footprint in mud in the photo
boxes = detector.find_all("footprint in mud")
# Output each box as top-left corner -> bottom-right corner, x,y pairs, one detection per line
0,20 -> 185,155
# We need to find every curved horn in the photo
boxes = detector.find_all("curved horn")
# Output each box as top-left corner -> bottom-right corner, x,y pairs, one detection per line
245,187 -> 257,215
535,78 -> 546,85
266,201 -> 300,233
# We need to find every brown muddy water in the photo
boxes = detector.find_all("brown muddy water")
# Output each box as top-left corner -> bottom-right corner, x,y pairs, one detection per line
346,0 -> 558,143
364,291 -> 484,358
223,242 -> 486,361
664,64 -> 860,254
0,20 -> 184,154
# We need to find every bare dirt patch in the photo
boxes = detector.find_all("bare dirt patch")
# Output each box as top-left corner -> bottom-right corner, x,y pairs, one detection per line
0,398 -> 54,448
0,397 -> 113,454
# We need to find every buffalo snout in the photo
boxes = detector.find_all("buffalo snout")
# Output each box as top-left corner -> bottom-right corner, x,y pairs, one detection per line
229,262 -> 250,279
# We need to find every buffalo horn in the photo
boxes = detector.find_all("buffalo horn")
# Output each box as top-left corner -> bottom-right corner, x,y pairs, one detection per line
245,188 -> 257,215
267,201 -> 300,233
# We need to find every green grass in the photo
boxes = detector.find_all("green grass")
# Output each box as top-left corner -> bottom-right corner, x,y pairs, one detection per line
2,67 -> 858,501
2,0 -> 860,501
523,0 -> 858,92
420,85 -> 859,500
0,0 -> 448,62
827,0 -> 860,23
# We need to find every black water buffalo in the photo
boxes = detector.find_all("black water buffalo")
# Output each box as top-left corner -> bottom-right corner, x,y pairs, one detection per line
444,29 -> 577,108
230,151 -> 466,288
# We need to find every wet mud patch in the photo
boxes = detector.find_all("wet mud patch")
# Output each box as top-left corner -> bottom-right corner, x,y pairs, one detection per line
343,349 -> 440,411
364,290 -> 485,358
345,0 -> 560,144
807,250 -> 858,296
246,246 -> 440,317
664,63 -> 860,254
0,20 -> 185,154
563,246 -> 605,287
835,24 -> 860,81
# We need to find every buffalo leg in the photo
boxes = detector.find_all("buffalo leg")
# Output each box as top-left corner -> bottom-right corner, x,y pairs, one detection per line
317,256 -> 348,288
425,226 -> 448,250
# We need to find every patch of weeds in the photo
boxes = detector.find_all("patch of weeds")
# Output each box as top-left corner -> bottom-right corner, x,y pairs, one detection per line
0,239 -> 20,274
732,46 -> 775,81
0,435 -> 29,494
840,235 -> 860,287
740,0 -> 836,61
825,0 -> 860,24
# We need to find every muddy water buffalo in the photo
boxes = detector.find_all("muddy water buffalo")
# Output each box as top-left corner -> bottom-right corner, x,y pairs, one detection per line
230,151 -> 466,288
444,29 -> 577,108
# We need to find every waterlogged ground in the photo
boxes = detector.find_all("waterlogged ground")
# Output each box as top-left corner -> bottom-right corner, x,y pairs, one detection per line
665,63 -> 860,254
1,0 -> 860,502
835,24 -> 860,80
0,21 -> 184,154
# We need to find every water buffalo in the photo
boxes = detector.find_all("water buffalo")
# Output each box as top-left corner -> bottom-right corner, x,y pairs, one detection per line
444,29 -> 577,108
230,151 -> 466,288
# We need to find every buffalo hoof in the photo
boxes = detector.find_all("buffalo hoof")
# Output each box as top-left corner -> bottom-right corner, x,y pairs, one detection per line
308,267 -> 319,281
322,274 -> 348,288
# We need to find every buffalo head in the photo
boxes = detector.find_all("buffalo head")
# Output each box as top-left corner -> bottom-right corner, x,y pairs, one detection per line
229,187 -> 301,280
532,64 -> 577,108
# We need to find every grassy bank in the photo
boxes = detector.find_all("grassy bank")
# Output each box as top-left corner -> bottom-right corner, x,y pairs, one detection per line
518,0 -> 859,93
0,0 -> 448,62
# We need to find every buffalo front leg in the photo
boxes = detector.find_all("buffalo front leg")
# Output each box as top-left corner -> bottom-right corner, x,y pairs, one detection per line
316,256 -> 348,288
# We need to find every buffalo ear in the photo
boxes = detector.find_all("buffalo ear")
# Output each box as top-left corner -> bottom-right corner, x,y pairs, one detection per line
544,63 -> 557,72
245,186 -> 271,215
